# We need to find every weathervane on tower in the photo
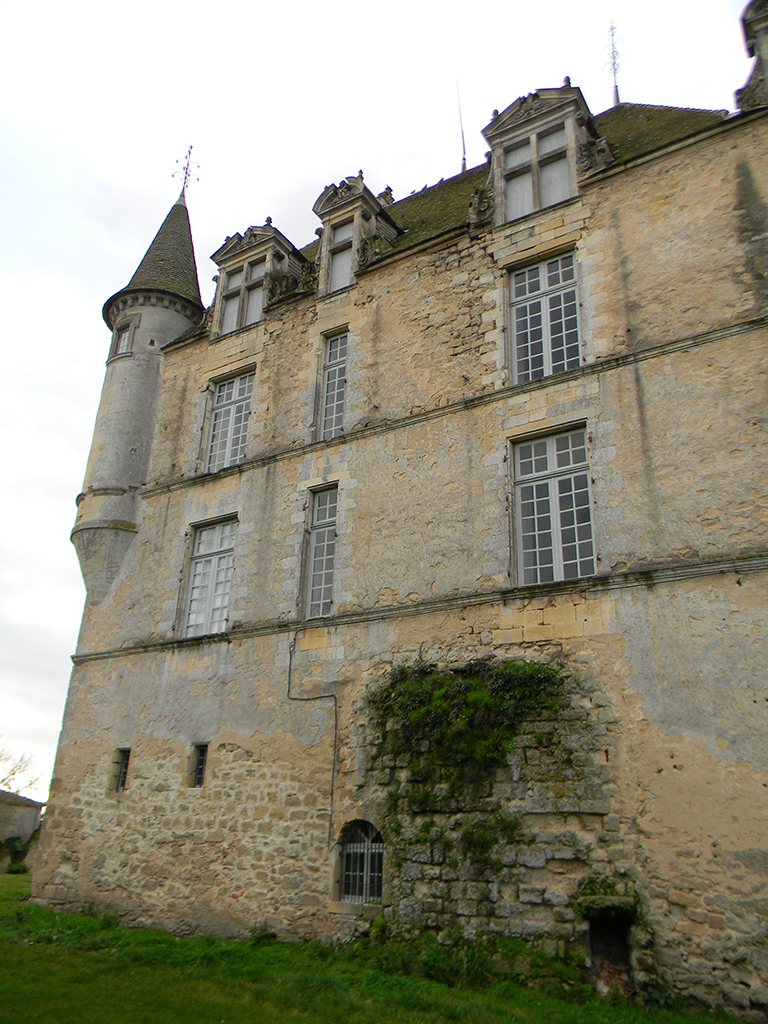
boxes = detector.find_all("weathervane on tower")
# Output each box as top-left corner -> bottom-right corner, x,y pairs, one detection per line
173,145 -> 199,192
607,22 -> 621,106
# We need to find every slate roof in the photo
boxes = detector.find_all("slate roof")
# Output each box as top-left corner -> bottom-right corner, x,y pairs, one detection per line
298,105 -> 728,264
0,789 -> 43,809
103,192 -> 203,324
383,163 -> 489,252
593,103 -> 727,163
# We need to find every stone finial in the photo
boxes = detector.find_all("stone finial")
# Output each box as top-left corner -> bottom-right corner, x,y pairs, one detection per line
737,0 -> 768,109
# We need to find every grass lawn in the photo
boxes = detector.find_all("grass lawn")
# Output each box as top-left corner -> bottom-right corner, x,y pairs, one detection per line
0,874 -> 730,1024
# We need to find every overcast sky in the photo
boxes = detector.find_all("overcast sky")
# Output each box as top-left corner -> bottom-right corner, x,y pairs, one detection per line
0,0 -> 753,802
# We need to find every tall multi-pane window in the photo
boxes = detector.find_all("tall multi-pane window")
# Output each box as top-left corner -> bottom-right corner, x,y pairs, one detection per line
329,221 -> 354,292
321,334 -> 347,439
340,821 -> 384,904
207,372 -> 254,472
185,521 -> 237,637
219,260 -> 265,334
504,123 -> 570,222
308,487 -> 338,617
511,254 -> 580,383
514,428 -> 595,585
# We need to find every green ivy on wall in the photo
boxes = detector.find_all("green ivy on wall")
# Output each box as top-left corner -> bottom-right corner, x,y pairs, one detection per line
366,659 -> 565,862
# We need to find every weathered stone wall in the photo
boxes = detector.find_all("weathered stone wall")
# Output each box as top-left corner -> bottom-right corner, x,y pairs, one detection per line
34,109 -> 768,1018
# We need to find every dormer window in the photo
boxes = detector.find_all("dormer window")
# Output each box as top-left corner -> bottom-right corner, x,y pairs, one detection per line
482,86 -> 602,229
219,259 -> 265,334
504,123 -> 569,221
329,221 -> 354,292
312,174 -> 402,296
211,221 -> 306,337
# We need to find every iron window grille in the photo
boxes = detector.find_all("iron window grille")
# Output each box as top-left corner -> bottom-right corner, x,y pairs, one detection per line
207,371 -> 254,472
321,334 -> 347,440
511,254 -> 580,384
185,521 -> 237,637
514,428 -> 596,584
191,744 -> 208,788
114,748 -> 130,792
308,487 -> 338,618
340,821 -> 384,903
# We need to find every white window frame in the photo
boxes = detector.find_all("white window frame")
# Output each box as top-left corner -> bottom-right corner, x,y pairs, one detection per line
207,371 -> 254,472
185,520 -> 237,637
503,122 -> 570,222
513,428 -> 596,585
307,486 -> 338,618
109,315 -> 139,360
510,253 -> 580,384
218,259 -> 265,335
340,821 -> 384,904
329,221 -> 354,292
321,333 -> 348,440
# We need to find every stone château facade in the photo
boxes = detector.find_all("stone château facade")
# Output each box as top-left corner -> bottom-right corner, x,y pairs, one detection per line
34,2 -> 768,1014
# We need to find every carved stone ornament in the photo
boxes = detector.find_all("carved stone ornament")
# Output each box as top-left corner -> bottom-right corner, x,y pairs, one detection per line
313,175 -> 365,216
468,185 -> 494,228
491,92 -> 545,132
357,236 -> 390,271
224,225 -> 272,258
264,271 -> 296,306
737,63 -> 768,111
297,258 -> 318,294
577,138 -> 615,176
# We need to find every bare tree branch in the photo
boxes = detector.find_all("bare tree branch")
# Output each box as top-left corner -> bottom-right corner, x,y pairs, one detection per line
0,738 -> 40,795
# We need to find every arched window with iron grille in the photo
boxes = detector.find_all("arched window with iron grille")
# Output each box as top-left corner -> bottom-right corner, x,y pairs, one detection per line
340,820 -> 384,904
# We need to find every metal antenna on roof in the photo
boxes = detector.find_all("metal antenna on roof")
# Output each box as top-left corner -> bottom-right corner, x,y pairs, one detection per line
456,82 -> 467,175
173,145 -> 199,191
606,22 -> 621,106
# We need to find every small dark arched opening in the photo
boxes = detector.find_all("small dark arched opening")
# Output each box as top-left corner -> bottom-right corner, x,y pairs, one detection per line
339,820 -> 384,904
589,908 -> 635,997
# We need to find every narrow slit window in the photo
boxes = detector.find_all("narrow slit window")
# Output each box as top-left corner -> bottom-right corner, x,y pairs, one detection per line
114,748 -> 130,792
308,486 -> 338,617
191,744 -> 208,788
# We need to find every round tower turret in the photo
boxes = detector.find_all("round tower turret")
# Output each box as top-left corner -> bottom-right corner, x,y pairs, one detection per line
72,191 -> 204,603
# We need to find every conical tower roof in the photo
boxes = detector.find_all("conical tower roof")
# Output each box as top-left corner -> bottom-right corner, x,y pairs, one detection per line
103,191 -> 203,326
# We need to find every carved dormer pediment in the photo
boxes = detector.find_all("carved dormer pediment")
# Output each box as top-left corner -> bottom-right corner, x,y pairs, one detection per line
312,174 -> 366,217
482,83 -> 593,144
211,220 -> 306,278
